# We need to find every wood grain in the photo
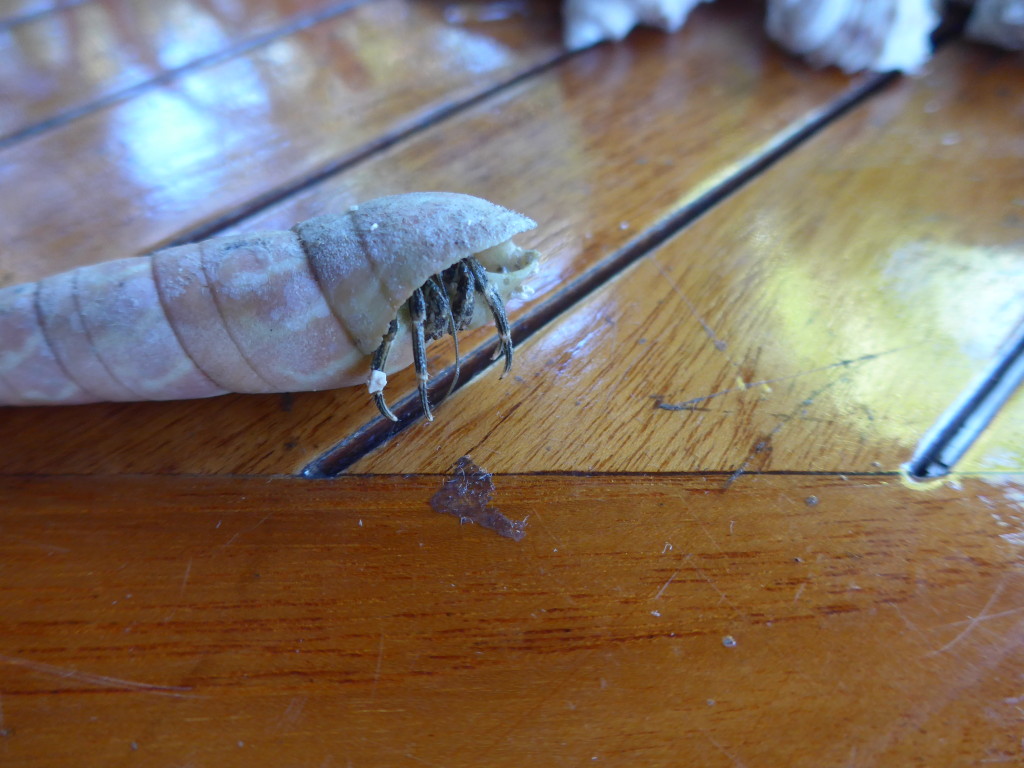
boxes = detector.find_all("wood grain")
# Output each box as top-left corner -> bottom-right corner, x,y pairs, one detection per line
0,1 -> 875,475
0,0 -> 363,142
1,472 -> 1022,766
350,40 -> 1024,476
2,1 -> 1021,765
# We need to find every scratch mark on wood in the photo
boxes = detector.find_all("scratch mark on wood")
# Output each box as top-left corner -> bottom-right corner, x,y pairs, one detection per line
694,566 -> 733,606
653,571 -> 678,600
356,736 -> 448,768
651,256 -> 732,357
0,654 -> 197,697
7,535 -> 71,554
935,606 -> 1024,630
222,510 -> 275,548
927,580 -> 1007,656
724,373 -> 848,489
654,349 -> 896,411
371,633 -> 385,698
401,751 -> 448,768
278,696 -> 307,728
694,522 -> 726,556
180,558 -> 192,597
886,601 -> 920,633
483,648 -> 600,757
700,729 -> 749,768
430,456 -> 527,541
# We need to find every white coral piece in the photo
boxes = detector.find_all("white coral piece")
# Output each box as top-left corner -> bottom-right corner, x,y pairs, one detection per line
966,0 -> 1024,49
562,0 -> 713,49
561,0 -> 1023,71
765,0 -> 941,73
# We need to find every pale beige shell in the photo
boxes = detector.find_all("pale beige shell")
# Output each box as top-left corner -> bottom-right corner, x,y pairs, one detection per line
0,192 -> 540,406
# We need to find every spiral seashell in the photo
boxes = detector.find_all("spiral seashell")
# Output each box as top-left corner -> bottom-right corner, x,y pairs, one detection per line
0,192 -> 541,421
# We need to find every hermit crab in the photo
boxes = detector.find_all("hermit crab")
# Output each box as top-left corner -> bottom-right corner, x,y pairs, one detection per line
0,192 -> 541,422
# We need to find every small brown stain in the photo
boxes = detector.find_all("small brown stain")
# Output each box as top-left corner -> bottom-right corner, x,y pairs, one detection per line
429,456 -> 527,541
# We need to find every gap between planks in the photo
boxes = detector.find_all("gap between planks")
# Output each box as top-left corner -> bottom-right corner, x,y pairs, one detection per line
1,469 -> 911,481
908,321 -> 1024,479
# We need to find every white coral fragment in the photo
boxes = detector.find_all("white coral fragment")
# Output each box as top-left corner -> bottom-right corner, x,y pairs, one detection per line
561,0 -> 1024,73
766,0 -> 941,72
562,0 -> 712,49
966,0 -> 1024,49
367,369 -> 387,395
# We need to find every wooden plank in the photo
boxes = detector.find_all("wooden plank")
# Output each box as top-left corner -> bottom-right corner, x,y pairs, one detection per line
0,0 -> 364,142
350,40 -> 1024,476
1,472 -> 1022,766
0,0 -> 563,286
0,2 -> 875,475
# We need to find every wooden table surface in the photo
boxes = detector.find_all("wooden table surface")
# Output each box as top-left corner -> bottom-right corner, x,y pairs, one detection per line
2,1 -> 1023,765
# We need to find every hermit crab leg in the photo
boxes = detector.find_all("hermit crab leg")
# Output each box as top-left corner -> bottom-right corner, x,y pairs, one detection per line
465,257 -> 514,376
407,286 -> 434,421
370,318 -> 400,422
428,275 -> 461,397
368,253 -> 526,423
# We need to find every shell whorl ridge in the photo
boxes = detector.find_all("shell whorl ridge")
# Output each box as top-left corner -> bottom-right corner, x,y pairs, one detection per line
0,193 -> 540,406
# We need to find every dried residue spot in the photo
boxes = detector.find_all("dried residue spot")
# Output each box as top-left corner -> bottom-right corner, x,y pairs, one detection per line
429,456 -> 527,541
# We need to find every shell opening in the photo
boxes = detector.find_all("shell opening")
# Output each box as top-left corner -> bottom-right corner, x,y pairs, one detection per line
368,240 -> 540,421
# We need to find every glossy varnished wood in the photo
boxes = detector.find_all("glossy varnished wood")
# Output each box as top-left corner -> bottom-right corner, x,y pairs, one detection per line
352,40 -> 1024,475
0,2 -> 874,474
1,473 -> 1022,766
2,2 -> 1022,764
0,0 -> 361,142
0,0 -> 563,286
